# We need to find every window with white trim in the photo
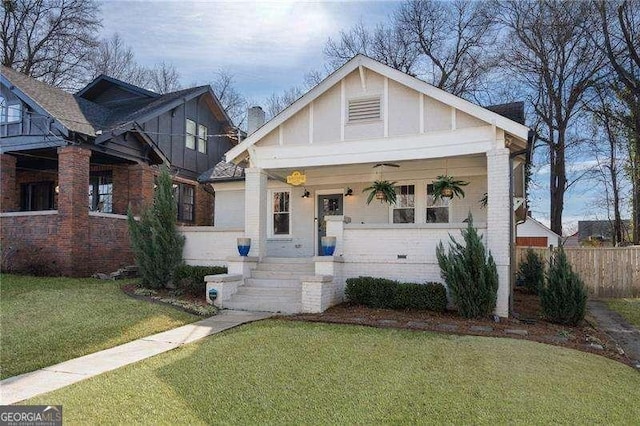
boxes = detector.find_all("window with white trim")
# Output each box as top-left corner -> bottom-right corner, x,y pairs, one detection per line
392,184 -> 415,223
426,184 -> 450,223
7,102 -> 21,123
271,191 -> 291,236
0,97 -> 6,123
348,96 -> 381,123
185,119 -> 196,149
197,124 -> 207,153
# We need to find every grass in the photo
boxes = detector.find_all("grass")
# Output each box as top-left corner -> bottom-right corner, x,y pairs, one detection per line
0,274 -> 198,379
607,298 -> 640,328
28,320 -> 640,425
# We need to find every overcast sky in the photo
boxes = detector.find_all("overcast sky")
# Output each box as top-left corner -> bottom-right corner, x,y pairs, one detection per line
100,0 -> 625,233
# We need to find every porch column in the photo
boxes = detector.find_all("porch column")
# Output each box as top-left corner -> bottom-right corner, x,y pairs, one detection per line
127,164 -> 155,215
0,154 -> 17,212
244,167 -> 267,259
57,146 -> 91,276
486,147 -> 511,317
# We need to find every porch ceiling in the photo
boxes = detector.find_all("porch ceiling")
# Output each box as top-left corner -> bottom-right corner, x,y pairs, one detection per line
13,148 -> 137,171
266,154 -> 487,185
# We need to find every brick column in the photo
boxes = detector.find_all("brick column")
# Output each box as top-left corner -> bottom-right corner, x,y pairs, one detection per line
111,166 -> 130,215
244,168 -> 267,259
195,184 -> 214,226
127,164 -> 155,215
486,147 -> 511,317
57,146 -> 91,276
0,154 -> 18,212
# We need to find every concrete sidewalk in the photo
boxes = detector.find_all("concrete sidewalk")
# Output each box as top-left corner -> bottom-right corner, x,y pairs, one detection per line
0,310 -> 272,405
588,300 -> 640,369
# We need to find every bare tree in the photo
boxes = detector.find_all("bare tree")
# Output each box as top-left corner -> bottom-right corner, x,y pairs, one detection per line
325,21 -> 419,75
264,86 -> 306,120
498,0 -> 606,235
1,0 -> 101,90
87,33 -> 147,86
145,61 -> 181,94
595,0 -> 640,244
208,69 -> 247,127
396,0 -> 498,99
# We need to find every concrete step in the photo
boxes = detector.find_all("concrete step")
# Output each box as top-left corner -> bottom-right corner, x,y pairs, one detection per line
254,263 -> 315,273
260,257 -> 313,264
251,270 -> 310,280
235,287 -> 301,297
245,278 -> 300,288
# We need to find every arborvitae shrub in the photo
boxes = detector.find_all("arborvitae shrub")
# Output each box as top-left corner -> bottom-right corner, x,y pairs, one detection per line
345,277 -> 447,312
518,249 -> 545,294
436,214 -> 498,318
127,168 -> 185,289
540,249 -> 587,325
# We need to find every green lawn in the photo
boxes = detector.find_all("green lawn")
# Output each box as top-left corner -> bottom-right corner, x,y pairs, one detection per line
607,298 -> 640,328
28,320 -> 640,424
0,274 -> 198,379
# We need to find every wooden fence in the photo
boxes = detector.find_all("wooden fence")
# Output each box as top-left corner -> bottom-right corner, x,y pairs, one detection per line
515,246 -> 640,298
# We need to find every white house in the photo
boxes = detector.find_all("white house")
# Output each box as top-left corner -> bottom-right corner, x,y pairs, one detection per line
185,55 -> 530,317
516,217 -> 561,247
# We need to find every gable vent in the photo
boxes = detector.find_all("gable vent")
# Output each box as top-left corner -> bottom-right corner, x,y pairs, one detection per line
348,97 -> 381,122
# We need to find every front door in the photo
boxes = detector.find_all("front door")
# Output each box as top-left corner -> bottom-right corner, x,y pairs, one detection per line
317,193 -> 343,255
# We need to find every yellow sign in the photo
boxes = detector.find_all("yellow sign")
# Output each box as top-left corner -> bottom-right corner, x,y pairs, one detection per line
286,171 -> 306,186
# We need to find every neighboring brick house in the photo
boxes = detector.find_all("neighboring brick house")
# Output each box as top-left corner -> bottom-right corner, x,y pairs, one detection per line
0,67 -> 236,276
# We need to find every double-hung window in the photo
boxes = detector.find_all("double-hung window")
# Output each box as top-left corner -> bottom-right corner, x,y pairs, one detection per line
392,184 -> 415,223
197,124 -> 207,153
185,119 -> 196,149
173,182 -> 195,222
426,184 -> 450,223
88,172 -> 113,212
271,191 -> 290,236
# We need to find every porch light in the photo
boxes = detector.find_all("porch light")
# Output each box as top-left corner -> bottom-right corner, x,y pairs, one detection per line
55,185 -> 60,194
301,189 -> 310,198
345,187 -> 353,197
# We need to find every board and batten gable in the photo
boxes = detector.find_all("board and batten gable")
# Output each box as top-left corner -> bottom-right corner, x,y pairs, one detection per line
239,68 -> 513,166
139,94 -> 234,180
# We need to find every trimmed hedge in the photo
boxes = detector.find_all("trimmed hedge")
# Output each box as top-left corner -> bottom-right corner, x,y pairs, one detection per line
345,276 -> 447,312
174,265 -> 227,296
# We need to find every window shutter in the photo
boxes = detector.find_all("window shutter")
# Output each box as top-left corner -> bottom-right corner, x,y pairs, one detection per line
348,97 -> 381,122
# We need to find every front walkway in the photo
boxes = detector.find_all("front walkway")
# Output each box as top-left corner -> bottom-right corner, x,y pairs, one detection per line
0,310 -> 272,405
588,300 -> 640,369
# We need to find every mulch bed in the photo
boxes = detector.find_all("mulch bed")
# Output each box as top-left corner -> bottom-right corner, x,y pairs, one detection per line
287,289 -> 635,368
121,283 -> 216,316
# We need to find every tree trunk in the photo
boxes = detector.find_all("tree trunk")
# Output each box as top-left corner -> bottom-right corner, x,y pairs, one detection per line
550,133 -> 566,236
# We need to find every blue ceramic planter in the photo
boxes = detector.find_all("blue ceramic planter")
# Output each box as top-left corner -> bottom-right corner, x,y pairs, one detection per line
237,237 -> 251,256
321,236 -> 337,256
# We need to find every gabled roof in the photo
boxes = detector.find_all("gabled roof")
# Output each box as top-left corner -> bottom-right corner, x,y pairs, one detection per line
1,65 -> 109,136
76,74 -> 160,100
197,161 -> 245,183
225,54 -> 530,163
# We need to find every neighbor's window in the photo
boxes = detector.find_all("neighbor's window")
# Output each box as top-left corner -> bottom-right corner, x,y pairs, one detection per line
197,124 -> 207,153
392,184 -> 415,223
185,119 -> 196,149
21,181 -> 55,211
426,184 -> 449,223
174,182 -> 195,222
88,172 -> 113,213
272,191 -> 290,236
7,102 -> 21,123
348,97 -> 381,123
0,97 -> 6,123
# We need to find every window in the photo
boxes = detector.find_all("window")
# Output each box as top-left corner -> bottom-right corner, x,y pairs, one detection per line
426,184 -> 450,223
185,119 -> 196,149
88,172 -> 113,212
272,191 -> 290,236
174,182 -> 195,222
197,124 -> 207,153
392,185 -> 415,223
7,102 -> 21,123
348,97 -> 381,123
0,97 -> 5,123
21,181 -> 55,211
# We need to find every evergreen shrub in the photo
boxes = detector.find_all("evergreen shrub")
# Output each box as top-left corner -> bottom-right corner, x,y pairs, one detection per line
518,249 -> 545,294
436,214 -> 498,318
345,277 -> 447,312
174,265 -> 227,296
540,249 -> 587,325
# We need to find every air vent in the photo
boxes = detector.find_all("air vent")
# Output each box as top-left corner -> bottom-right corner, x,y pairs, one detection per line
348,97 -> 381,122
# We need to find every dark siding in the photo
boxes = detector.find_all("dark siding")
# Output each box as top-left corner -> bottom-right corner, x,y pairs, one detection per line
88,84 -> 151,106
140,94 -> 232,179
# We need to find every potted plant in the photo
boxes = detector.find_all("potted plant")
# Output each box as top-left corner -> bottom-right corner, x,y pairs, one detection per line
432,175 -> 468,201
363,180 -> 397,205
321,236 -> 337,256
237,237 -> 251,256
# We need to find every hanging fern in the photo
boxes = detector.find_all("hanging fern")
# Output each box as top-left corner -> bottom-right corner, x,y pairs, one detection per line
363,180 -> 397,205
432,175 -> 469,201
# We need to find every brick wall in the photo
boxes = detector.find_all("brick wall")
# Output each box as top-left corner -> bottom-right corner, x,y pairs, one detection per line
87,214 -> 135,273
0,154 -> 18,212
